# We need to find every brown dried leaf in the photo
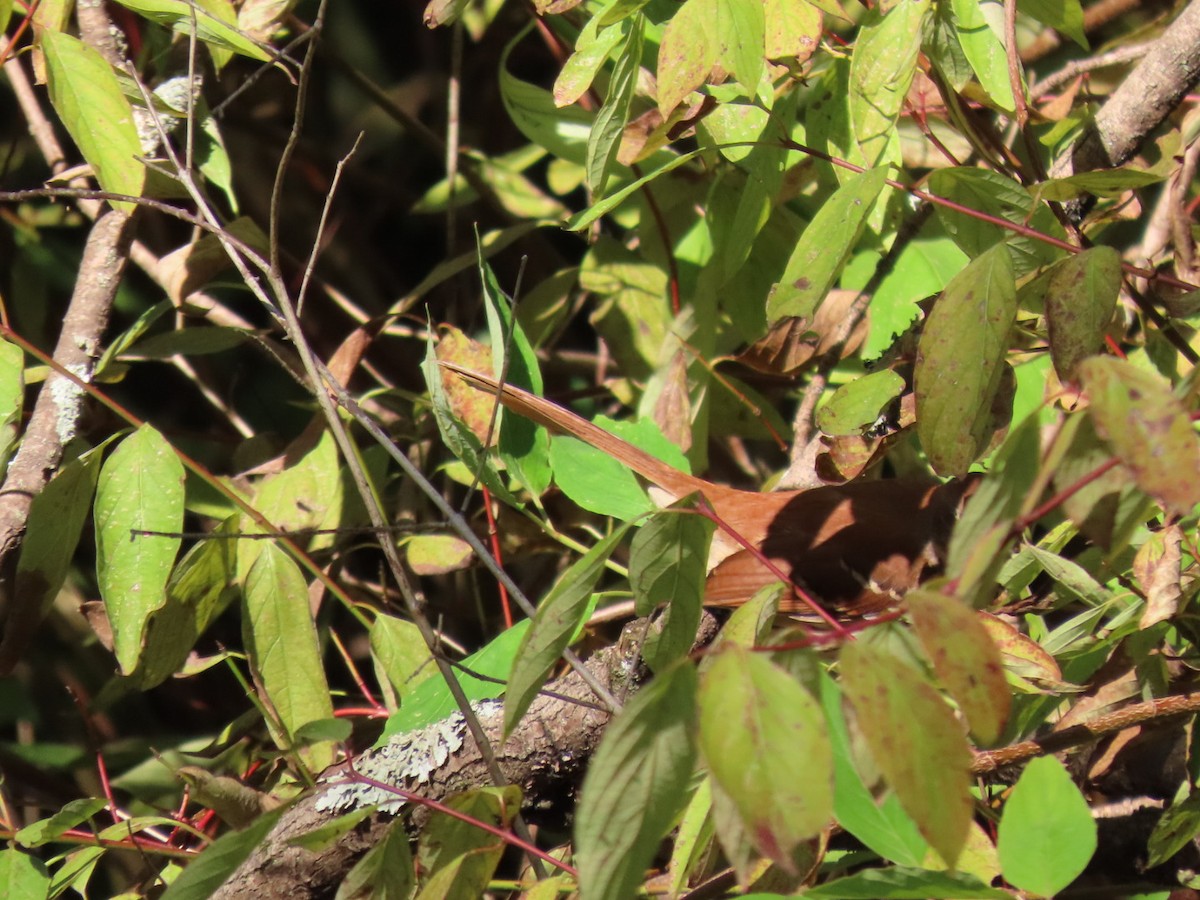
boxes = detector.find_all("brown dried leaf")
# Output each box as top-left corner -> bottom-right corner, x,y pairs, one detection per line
1135,524 -> 1183,629
436,326 -> 497,443
653,351 -> 693,452
736,290 -> 866,376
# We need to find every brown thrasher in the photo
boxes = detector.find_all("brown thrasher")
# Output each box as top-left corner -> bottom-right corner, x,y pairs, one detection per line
441,363 -> 976,617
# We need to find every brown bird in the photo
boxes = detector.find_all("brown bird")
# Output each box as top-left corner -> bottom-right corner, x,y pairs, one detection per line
440,362 -> 976,618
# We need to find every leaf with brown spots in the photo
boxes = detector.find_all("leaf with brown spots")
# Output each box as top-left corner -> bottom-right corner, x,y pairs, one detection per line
1045,247 -> 1120,383
915,243 -> 1016,477
907,590 -> 1010,745
1078,356 -> 1200,517
840,640 -> 972,868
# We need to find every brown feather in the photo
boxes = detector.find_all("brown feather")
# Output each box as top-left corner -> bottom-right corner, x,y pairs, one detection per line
439,362 -> 974,615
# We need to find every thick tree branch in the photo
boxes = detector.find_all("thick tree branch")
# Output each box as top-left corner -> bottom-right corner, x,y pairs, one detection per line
1051,0 -> 1200,178
212,617 -> 685,899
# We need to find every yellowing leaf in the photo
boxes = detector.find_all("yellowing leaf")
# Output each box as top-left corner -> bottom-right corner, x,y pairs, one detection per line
907,591 -> 1010,745
849,0 -> 929,165
840,640 -> 972,868
657,0 -> 765,117
1079,356 -> 1200,517
698,646 -> 832,867
42,31 -> 145,212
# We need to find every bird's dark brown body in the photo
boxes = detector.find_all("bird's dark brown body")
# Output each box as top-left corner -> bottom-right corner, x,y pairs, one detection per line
441,363 -> 974,616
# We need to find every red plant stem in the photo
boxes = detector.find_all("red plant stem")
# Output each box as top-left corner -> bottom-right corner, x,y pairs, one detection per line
481,487 -> 513,628
329,629 -> 388,716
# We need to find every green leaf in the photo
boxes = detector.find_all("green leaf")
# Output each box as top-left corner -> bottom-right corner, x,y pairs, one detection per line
767,166 -> 888,324
95,425 -> 184,675
370,614 -> 436,708
997,756 -> 1096,895
15,798 -> 108,847
378,621 -> 530,742
42,30 -> 146,213
840,640 -> 972,868
2,448 -> 102,667
555,19 -> 626,108
479,238 -> 551,499
576,663 -> 697,900
800,865 -> 1010,899
817,369 -> 905,435
945,414 -> 1040,604
136,516 -> 238,689
160,808 -> 284,900
819,671 -> 928,866
1026,544 -> 1109,605
501,31 -> 592,166
907,591 -> 1010,745
112,0 -> 270,60
0,0 -> 11,33
1044,247 -> 1120,381
0,848 -> 50,900
1052,409 -> 1147,550
504,523 -> 632,734
949,0 -> 1017,112
337,819 -> 415,900
915,242 -> 1016,476
417,786 -> 518,879
243,543 -> 335,759
698,645 -> 832,866
129,326 -> 249,359
550,416 -> 689,521
238,428 -> 343,575
1079,356 -> 1200,517
848,0 -> 929,165
631,508 -> 713,671
566,150 -> 703,230
1035,166 -> 1162,201
587,16 -> 643,195
287,807 -> 375,853
1019,0 -> 1086,50
0,339 -> 24,476
1147,788 -> 1200,868
929,167 -> 1065,277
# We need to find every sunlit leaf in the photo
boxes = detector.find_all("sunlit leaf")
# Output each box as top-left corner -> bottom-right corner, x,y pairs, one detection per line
42,30 -> 145,212
699,645 -> 832,866
997,756 -> 1096,896
243,543 -> 335,765
849,0 -> 929,165
576,663 -> 697,900
907,591 -> 1010,745
1079,356 -> 1200,517
840,641 -> 972,868
378,621 -> 530,742
767,167 -> 888,324
949,0 -> 1017,112
505,523 -> 632,734
112,0 -> 270,60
